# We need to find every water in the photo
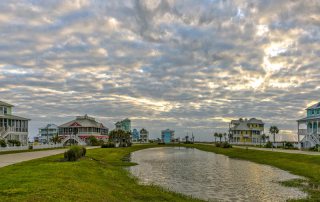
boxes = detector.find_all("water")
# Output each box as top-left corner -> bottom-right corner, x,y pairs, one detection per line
128,147 -> 307,202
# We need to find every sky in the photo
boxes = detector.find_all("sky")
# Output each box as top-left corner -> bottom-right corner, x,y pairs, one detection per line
0,0 -> 319,141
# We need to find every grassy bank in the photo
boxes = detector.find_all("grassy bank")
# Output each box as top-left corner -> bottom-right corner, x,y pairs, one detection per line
188,144 -> 320,201
0,144 -> 203,202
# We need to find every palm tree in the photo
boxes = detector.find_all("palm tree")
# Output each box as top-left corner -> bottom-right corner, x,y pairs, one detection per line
214,132 -> 218,142
269,126 -> 279,147
218,133 -> 223,143
261,134 -> 267,144
223,133 -> 227,142
51,135 -> 62,144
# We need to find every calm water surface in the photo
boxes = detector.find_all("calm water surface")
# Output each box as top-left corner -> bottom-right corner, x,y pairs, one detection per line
128,147 -> 307,202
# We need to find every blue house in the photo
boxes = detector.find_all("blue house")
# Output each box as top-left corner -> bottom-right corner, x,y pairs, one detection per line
161,129 -> 174,143
132,129 -> 140,142
297,102 -> 320,148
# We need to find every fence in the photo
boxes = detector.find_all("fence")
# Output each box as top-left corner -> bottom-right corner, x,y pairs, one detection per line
0,144 -> 64,152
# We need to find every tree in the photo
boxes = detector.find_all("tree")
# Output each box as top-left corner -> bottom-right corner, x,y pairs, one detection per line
223,133 -> 227,142
218,133 -> 223,143
269,126 -> 279,147
109,129 -> 131,147
51,135 -> 62,144
88,136 -> 99,146
261,134 -> 267,144
214,132 -> 218,142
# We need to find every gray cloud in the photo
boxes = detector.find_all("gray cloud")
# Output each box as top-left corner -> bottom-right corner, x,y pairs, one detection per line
0,0 -> 319,141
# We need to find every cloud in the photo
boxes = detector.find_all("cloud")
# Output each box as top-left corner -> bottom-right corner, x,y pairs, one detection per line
0,0 -> 319,141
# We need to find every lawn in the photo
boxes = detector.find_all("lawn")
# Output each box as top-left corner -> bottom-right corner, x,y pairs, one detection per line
0,144 -> 203,202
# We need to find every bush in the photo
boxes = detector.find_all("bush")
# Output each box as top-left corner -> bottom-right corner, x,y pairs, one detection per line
64,146 -> 86,161
0,139 -> 6,147
215,142 -> 232,148
101,142 -> 115,148
28,145 -> 33,150
284,142 -> 294,149
88,136 -> 100,146
7,140 -> 21,146
265,141 -> 273,148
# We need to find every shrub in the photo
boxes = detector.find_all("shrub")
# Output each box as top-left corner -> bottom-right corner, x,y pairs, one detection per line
0,139 -> 6,147
64,146 -> 86,161
265,141 -> 273,148
101,142 -> 115,148
7,140 -> 21,146
88,136 -> 100,146
28,145 -> 33,150
284,142 -> 294,149
215,142 -> 232,148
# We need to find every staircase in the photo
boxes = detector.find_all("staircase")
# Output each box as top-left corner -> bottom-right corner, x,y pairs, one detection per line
301,133 -> 320,148
61,135 -> 86,146
0,127 -> 14,139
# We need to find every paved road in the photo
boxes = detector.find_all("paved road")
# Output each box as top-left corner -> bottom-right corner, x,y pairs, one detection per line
0,146 -> 99,168
232,145 -> 320,156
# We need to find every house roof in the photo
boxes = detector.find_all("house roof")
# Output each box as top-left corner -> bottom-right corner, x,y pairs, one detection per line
231,122 -> 250,131
59,115 -> 108,129
248,118 -> 264,124
306,102 -> 320,110
0,114 -> 30,121
0,101 -> 14,107
297,116 -> 320,122
140,128 -> 148,133
40,124 -> 59,129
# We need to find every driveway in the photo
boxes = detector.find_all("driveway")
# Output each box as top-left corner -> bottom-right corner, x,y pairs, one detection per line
0,146 -> 99,168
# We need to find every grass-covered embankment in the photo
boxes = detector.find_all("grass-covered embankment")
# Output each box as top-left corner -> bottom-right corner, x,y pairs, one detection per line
188,144 -> 320,201
0,144 -> 203,202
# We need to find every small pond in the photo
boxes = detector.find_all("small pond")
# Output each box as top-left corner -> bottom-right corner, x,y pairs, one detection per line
128,147 -> 307,202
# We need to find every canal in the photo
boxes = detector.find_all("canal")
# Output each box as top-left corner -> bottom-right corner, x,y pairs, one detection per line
128,147 -> 307,202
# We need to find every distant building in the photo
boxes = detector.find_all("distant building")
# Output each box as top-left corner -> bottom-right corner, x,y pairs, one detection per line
161,129 -> 174,143
38,124 -> 59,144
0,101 -> 30,146
132,129 -> 140,142
115,118 -> 131,132
59,114 -> 108,145
297,102 -> 320,148
229,118 -> 264,144
140,128 -> 149,143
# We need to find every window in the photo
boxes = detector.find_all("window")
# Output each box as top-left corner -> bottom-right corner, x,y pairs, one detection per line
3,107 -> 7,114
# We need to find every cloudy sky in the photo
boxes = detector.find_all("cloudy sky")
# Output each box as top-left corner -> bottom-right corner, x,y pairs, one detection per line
1,0 -> 319,141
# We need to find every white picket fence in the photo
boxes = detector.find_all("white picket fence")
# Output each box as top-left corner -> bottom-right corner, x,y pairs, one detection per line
0,144 -> 64,152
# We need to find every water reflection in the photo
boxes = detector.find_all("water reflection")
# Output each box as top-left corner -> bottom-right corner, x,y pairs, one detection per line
128,147 -> 307,202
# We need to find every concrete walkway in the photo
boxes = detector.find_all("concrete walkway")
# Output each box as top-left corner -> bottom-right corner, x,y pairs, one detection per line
233,145 -> 320,156
0,146 -> 99,168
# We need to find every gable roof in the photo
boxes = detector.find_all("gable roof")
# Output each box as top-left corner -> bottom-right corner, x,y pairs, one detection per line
0,101 -> 14,107
307,102 -> 320,110
59,115 -> 108,129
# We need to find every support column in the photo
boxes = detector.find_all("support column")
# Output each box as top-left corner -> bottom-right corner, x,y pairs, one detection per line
297,122 -> 300,143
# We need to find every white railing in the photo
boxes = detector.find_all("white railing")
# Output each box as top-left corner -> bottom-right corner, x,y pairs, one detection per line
0,144 -> 64,152
33,144 -> 64,149
0,146 -> 29,152
61,135 -> 86,146
298,129 -> 308,136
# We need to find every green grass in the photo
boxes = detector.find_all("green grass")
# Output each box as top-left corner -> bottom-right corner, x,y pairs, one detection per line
0,144 -> 203,202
